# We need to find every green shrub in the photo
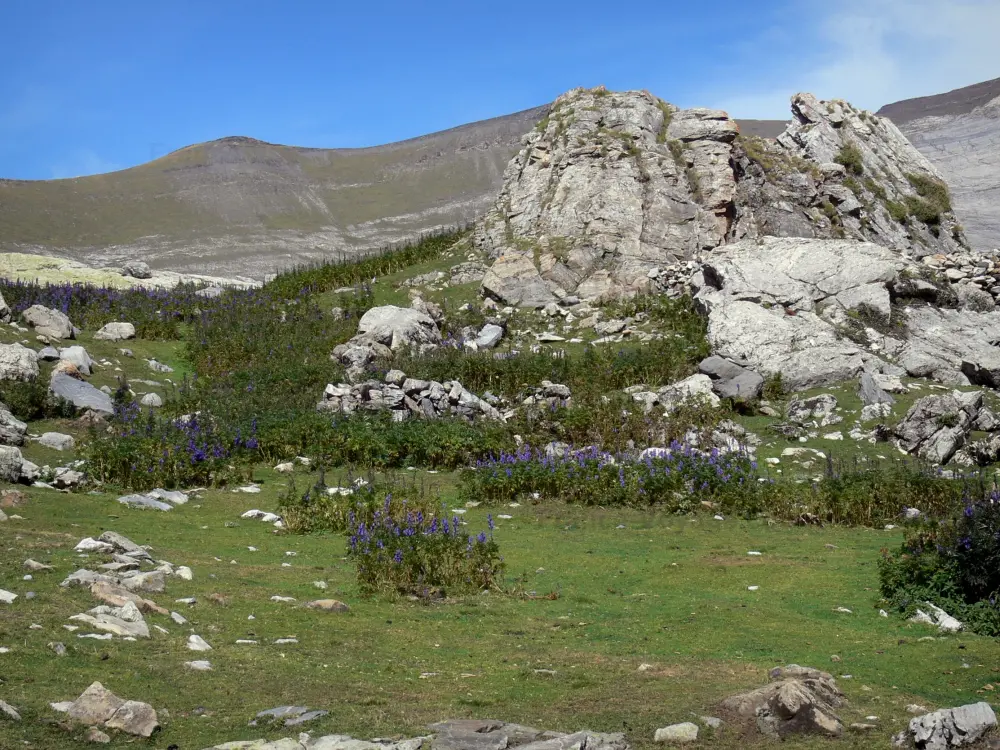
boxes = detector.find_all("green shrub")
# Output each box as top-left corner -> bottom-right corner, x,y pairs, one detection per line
0,381 -> 76,421
879,487 -> 1000,636
886,200 -> 910,223
834,143 -> 864,175
278,471 -> 444,534
348,500 -> 504,595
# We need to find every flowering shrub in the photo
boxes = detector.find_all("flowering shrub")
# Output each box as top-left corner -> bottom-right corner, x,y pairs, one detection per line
85,390 -> 261,490
879,485 -> 1000,636
278,472 -> 443,534
460,441 -> 758,511
348,499 -> 504,595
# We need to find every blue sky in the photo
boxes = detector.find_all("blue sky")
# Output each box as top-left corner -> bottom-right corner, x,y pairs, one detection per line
1,0 -> 998,180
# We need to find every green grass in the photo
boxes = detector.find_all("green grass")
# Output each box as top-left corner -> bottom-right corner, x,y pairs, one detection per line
3,479 -> 1000,749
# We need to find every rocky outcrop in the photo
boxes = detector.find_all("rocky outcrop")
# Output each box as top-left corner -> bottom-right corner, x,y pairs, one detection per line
332,305 -> 443,381
894,391 -> 986,465
475,87 -> 965,306
721,665 -> 845,739
318,372 -> 503,422
894,702 -> 997,749
687,235 -> 1000,391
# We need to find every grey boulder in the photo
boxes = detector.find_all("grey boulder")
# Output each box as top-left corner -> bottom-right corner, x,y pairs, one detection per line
38,432 -> 75,451
50,373 -> 114,415
0,343 -> 40,382
59,345 -> 93,376
121,260 -> 152,279
475,323 -> 505,349
356,305 -> 442,351
95,322 -> 136,341
22,305 -> 74,339
0,446 -> 24,482
894,390 -> 982,464
858,372 -> 895,406
482,253 -> 556,308
897,702 -> 997,749
0,404 -> 27,446
698,356 -> 764,401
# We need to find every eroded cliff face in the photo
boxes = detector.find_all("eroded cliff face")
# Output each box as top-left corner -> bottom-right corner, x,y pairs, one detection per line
475,87 -> 967,305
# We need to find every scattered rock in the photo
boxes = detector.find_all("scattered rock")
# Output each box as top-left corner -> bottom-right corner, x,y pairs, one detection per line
50,372 -> 114,415
0,699 -> 21,721
84,726 -> 111,743
721,665 -> 844,739
896,702 -> 997,749
38,432 -> 75,451
117,493 -> 173,511
187,634 -> 212,651
0,405 -> 27,446
103,699 -> 159,737
184,660 -> 212,671
0,446 -> 26,483
67,682 -> 125,725
0,343 -> 40,382
698,355 -> 764,401
122,260 -> 152,279
94,322 -> 136,341
59,345 -> 93,375
654,722 -> 699,743
910,602 -> 963,633
139,393 -> 163,407
475,323 -> 505,349
22,305 -> 74,340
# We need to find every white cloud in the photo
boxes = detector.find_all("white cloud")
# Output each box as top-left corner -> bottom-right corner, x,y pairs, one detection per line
712,0 -> 1000,119
50,149 -> 122,179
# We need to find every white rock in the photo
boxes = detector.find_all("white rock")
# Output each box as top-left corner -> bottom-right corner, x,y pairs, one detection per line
0,589 -> 17,604
187,634 -> 212,651
184,660 -> 212,671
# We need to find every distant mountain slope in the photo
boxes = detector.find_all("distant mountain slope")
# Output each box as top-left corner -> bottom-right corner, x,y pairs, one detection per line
0,106 -> 550,278
877,77 -> 1000,124
879,78 -> 1000,251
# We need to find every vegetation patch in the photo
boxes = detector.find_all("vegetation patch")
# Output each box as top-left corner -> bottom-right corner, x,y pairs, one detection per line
834,143 -> 865,176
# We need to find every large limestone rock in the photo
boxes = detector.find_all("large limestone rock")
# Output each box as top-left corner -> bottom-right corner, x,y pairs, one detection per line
475,87 -> 965,305
0,404 -> 27,446
22,304 -> 74,339
482,254 -> 555,308
95,322 -> 136,341
694,237 -> 898,389
49,372 -> 114,414
355,306 -> 441,351
721,665 -> 845,739
894,391 -> 983,464
896,702 -> 997,749
0,343 -> 39,382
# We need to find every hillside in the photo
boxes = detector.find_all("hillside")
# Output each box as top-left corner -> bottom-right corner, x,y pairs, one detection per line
0,107 -> 549,278
878,78 -> 1000,251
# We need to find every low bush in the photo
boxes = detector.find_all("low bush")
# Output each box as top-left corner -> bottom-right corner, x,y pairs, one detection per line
879,487 -> 1000,636
348,501 -> 504,595
277,471 -> 443,534
0,380 -> 76,421
459,441 -> 759,511
834,143 -> 865,175
84,398 -> 260,490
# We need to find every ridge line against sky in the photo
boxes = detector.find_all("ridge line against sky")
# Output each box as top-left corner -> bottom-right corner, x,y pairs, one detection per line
1,0 -> 998,180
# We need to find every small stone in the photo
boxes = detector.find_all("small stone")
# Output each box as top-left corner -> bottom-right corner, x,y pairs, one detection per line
48,641 -> 67,656
0,699 -> 21,721
654,722 -> 699,743
184,660 -> 212,671
84,726 -> 111,743
140,393 -> 163,408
